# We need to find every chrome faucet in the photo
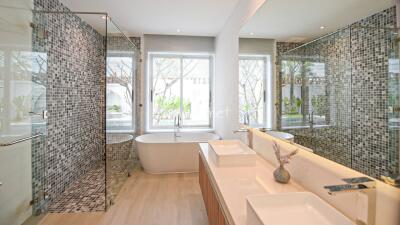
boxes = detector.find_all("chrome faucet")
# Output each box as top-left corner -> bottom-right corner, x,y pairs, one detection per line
173,114 -> 182,138
243,112 -> 250,126
324,177 -> 376,225
324,177 -> 376,195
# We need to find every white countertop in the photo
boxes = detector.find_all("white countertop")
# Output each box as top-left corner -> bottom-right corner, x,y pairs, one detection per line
199,143 -> 306,225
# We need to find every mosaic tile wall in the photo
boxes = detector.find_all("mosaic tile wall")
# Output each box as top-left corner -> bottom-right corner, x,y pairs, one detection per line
33,0 -> 106,211
277,7 -> 400,178
106,134 -> 134,161
351,7 -> 398,177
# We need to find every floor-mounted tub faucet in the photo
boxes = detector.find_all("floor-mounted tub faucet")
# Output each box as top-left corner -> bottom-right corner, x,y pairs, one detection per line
308,111 -> 315,129
174,114 -> 182,138
243,112 -> 250,126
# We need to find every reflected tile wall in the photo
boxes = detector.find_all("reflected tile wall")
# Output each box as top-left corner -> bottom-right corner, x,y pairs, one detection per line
278,7 -> 399,179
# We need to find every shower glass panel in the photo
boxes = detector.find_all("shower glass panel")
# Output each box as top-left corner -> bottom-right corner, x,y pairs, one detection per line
1,2 -> 138,222
106,18 -> 139,208
281,29 -> 352,168
388,29 -> 400,177
29,9 -> 107,215
0,1 -> 47,224
280,26 -> 400,180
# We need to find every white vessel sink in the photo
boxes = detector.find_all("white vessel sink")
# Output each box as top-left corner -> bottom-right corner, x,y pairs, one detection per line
246,192 -> 355,225
208,140 -> 256,167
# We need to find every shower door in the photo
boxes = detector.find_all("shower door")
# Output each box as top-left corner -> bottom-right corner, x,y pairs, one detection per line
280,29 -> 353,168
0,1 -> 47,224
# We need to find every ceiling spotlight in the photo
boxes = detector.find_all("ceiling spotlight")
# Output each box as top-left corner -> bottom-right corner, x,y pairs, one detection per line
320,26 -> 325,30
177,29 -> 181,33
250,32 -> 254,35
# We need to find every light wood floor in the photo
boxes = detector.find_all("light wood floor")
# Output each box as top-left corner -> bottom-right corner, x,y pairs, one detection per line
38,171 -> 209,225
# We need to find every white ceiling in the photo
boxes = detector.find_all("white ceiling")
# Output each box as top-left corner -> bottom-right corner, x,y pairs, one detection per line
60,0 -> 240,36
240,0 -> 395,42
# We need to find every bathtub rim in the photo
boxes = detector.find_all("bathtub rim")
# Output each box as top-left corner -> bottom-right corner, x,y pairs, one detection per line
135,132 -> 220,144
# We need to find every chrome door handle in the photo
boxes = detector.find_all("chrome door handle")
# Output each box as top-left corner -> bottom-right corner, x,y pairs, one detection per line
29,110 -> 48,119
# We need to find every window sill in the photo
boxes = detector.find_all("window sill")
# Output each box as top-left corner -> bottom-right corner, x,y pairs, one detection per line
281,124 -> 331,130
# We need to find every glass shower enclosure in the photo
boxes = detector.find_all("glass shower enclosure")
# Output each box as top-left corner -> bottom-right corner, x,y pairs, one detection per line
0,1 -> 139,224
0,1 -> 47,224
279,25 -> 400,180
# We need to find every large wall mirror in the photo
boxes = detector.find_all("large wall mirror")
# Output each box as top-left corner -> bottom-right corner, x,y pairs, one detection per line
239,0 -> 399,184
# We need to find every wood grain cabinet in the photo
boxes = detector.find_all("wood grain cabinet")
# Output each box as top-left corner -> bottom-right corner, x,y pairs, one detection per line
199,155 -> 227,225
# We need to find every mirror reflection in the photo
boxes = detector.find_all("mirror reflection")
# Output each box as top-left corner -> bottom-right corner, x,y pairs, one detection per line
240,1 -> 399,181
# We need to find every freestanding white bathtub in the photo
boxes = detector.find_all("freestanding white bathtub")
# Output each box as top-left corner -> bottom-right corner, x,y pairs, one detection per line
135,132 -> 220,174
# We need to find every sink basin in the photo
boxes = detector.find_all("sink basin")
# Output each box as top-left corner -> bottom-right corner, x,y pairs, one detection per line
208,140 -> 256,167
246,192 -> 355,225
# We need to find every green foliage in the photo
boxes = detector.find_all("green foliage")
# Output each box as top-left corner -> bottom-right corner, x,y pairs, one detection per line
183,100 -> 191,114
242,103 -> 251,113
283,96 -> 302,114
311,95 -> 327,115
107,105 -> 121,112
295,98 -> 302,109
155,96 -> 191,116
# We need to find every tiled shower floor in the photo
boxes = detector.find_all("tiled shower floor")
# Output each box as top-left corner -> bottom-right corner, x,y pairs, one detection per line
48,160 -> 138,213
47,164 -> 106,213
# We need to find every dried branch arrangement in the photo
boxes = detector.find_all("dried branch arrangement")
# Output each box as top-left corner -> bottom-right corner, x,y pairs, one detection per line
272,141 -> 298,183
273,141 -> 298,166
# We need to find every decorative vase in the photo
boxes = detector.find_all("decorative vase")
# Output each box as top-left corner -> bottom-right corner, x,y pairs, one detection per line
273,164 -> 291,184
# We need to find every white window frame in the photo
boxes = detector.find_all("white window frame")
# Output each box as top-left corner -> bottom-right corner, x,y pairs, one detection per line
238,54 -> 272,129
146,52 -> 214,132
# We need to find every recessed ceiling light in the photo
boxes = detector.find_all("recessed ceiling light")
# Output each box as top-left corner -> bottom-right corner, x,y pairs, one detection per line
250,32 -> 254,35
177,29 -> 181,33
320,26 -> 325,30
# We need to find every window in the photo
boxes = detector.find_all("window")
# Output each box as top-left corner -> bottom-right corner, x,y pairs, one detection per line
148,53 -> 213,130
106,51 -> 135,132
239,55 -> 270,128
281,60 -> 328,128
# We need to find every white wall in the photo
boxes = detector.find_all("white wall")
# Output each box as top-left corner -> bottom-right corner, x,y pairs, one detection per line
214,0 -> 266,139
239,38 -> 275,55
143,34 -> 215,54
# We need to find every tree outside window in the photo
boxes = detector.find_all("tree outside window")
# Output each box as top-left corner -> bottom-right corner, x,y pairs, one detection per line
106,52 -> 135,131
281,59 -> 328,127
149,54 -> 212,129
239,56 -> 267,127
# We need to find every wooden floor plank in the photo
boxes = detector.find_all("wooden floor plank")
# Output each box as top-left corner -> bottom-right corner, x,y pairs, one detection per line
38,171 -> 208,225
